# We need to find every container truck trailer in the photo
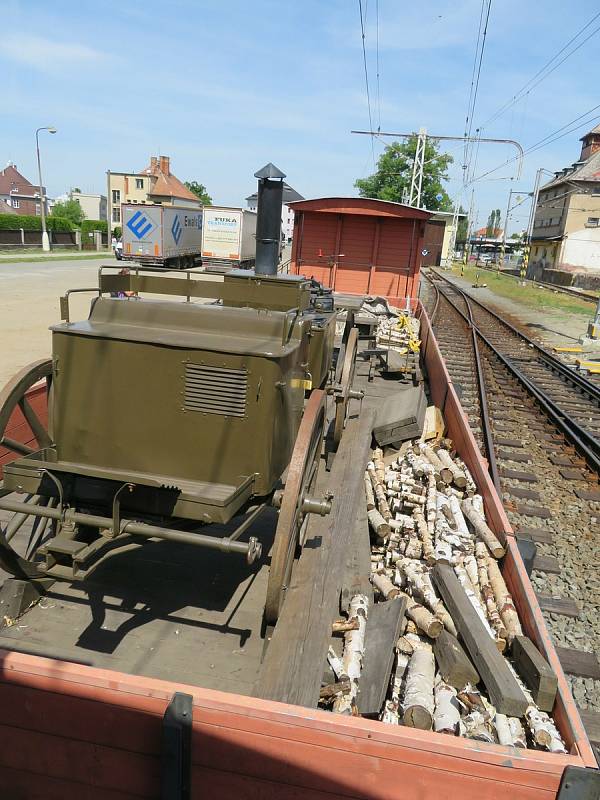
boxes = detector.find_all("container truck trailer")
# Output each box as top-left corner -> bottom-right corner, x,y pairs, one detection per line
121,203 -> 203,268
201,206 -> 257,270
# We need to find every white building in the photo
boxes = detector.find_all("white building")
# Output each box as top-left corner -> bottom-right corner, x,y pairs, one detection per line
245,182 -> 304,242
71,192 -> 107,221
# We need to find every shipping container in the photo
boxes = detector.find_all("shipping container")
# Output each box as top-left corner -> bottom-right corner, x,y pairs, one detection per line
201,206 -> 257,270
121,203 -> 203,268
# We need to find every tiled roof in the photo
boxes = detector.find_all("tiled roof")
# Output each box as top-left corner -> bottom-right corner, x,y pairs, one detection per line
540,149 -> 600,191
149,173 -> 200,202
0,164 -> 38,195
245,182 -> 304,204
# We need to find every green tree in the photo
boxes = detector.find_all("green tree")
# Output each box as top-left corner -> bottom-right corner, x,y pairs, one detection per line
184,181 -> 212,205
50,198 -> 85,227
354,136 -> 453,210
456,206 -> 468,243
486,208 -> 501,237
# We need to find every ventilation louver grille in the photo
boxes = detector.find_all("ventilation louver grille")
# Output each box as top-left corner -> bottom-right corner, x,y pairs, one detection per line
184,364 -> 248,417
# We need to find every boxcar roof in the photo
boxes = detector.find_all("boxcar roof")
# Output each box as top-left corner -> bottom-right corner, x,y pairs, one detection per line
287,197 -> 432,219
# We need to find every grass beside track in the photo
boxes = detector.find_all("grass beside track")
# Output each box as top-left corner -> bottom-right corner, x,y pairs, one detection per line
449,264 -> 593,317
0,252 -> 109,264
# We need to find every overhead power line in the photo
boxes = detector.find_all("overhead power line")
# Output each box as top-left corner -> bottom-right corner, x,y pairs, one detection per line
480,11 -> 600,131
470,103 -> 600,185
463,0 -> 493,182
375,0 -> 381,132
358,0 -> 376,168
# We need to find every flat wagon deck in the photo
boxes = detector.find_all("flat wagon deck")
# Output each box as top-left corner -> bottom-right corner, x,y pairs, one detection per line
0,289 -> 596,798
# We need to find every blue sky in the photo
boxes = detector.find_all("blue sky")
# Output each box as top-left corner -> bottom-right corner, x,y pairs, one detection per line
1,0 -> 599,233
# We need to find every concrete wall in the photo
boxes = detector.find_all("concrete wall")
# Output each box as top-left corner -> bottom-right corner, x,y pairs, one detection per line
560,225 -> 600,271
72,193 -> 107,221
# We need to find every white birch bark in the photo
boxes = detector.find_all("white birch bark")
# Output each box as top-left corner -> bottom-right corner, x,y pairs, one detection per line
461,497 -> 505,558
486,555 -> 523,642
372,570 -> 399,600
333,594 -> 369,714
402,643 -> 435,729
475,541 -> 508,644
435,447 -> 468,488
494,713 -> 514,746
433,675 -> 462,735
364,472 -> 375,511
525,706 -> 567,753
368,508 -> 391,540
508,717 -> 527,748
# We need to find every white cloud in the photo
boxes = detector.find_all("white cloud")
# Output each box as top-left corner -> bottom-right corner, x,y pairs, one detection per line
0,34 -> 108,69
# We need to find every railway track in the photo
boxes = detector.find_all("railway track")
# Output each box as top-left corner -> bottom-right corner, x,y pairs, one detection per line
421,270 -> 600,751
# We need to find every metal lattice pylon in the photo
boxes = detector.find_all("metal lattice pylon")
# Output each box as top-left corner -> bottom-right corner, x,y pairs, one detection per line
409,127 -> 427,208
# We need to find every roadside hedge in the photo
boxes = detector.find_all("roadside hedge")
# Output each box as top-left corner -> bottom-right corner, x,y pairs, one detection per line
0,213 -> 74,232
81,219 -> 108,237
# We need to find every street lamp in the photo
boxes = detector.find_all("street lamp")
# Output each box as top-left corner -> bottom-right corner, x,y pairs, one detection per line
35,125 -> 57,252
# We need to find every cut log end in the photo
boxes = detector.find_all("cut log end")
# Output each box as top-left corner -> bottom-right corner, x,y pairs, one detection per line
403,706 -> 433,730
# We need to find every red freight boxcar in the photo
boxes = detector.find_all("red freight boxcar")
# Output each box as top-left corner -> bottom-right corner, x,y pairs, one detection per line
288,197 -> 431,304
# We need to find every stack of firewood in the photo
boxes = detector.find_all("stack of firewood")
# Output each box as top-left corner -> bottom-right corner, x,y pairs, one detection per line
325,441 -> 566,753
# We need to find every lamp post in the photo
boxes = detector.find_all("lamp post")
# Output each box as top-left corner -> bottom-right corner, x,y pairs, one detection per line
35,125 -> 57,252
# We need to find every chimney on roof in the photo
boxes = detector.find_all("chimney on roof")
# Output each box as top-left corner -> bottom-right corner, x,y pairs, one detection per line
150,156 -> 158,171
580,128 -> 600,161
159,155 -> 170,175
254,162 -> 286,276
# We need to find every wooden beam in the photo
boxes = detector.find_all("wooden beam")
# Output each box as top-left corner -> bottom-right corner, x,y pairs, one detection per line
579,709 -> 600,746
432,564 -> 529,717
340,482 -> 373,615
432,629 -> 480,690
556,647 -> 600,680
536,594 -> 581,618
255,410 -> 375,708
357,597 -> 407,716
511,636 -> 557,712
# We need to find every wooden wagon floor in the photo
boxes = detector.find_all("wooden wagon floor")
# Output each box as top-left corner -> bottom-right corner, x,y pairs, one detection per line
0,509 -> 277,694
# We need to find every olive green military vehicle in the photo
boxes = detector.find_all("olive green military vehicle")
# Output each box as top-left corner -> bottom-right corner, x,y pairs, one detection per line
0,267 -> 361,623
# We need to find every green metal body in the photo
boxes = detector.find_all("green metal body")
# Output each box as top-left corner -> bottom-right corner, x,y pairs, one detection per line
4,270 -> 336,525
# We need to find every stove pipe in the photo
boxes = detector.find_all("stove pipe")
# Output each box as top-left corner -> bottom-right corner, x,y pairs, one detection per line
254,163 -> 286,276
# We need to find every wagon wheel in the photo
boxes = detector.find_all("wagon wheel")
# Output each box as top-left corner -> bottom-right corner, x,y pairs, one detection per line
333,327 -> 359,449
265,389 -> 326,624
0,358 -> 55,582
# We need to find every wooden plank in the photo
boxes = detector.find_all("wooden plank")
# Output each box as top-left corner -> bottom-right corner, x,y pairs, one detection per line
536,594 -> 581,618
575,488 -> 600,502
499,468 -> 538,483
357,597 -> 407,716
514,526 -> 553,544
256,410 -> 375,708
556,647 -> 600,680
559,468 -> 588,481
497,450 -> 531,463
340,486 -> 374,614
432,564 -> 529,717
515,503 -> 551,518
511,636 -> 557,712
506,487 -> 541,501
532,554 -> 561,574
432,629 -> 479,690
579,709 -> 600,745
495,438 -> 524,448
549,454 -> 573,466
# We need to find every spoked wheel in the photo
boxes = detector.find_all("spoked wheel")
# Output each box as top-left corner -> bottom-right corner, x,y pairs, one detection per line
264,389 -> 326,624
333,327 -> 359,449
0,359 -> 55,582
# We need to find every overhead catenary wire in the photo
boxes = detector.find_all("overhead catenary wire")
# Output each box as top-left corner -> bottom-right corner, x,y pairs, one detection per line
470,104 -> 600,185
375,0 -> 381,132
358,0 -> 376,169
480,11 -> 600,132
463,1 -> 493,184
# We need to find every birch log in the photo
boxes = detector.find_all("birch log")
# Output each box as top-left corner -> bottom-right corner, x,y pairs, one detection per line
372,570 -> 400,600
508,717 -> 527,748
433,676 -> 462,735
327,646 -> 344,679
461,498 -> 505,558
448,494 -> 471,541
364,473 -> 375,511
475,541 -> 508,645
400,590 -> 443,638
486,555 -> 523,642
420,444 -> 451,483
413,510 -> 436,564
435,447 -> 468,488
398,558 -> 457,636
494,713 -> 514,746
333,594 -> 369,714
463,711 -> 495,743
525,706 -> 567,753
368,508 -> 391,541
402,643 -> 435,729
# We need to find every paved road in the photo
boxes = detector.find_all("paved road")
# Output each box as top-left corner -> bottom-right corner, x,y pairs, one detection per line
0,257 -> 120,386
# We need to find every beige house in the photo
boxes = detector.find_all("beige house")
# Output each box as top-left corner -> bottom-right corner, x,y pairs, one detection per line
107,155 -> 201,232
71,192 -> 107,221
530,125 -> 600,273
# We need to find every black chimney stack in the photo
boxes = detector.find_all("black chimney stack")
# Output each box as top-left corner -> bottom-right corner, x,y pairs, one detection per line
254,162 -> 286,276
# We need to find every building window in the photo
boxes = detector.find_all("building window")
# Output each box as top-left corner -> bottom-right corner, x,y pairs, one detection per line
112,207 -> 121,223
35,203 -> 40,216
112,189 -> 120,204
592,187 -> 600,196
135,178 -> 144,190
586,217 -> 599,227
12,198 -> 19,208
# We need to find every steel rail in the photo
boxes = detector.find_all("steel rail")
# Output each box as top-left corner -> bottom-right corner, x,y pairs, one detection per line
431,269 -> 600,404
424,274 -> 501,492
426,272 -> 600,475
